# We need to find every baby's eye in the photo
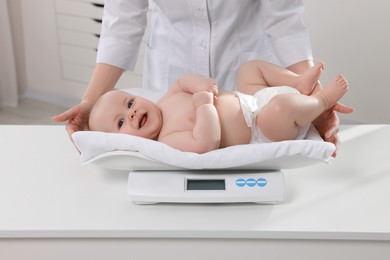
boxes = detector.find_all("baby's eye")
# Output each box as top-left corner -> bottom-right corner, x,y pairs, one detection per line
127,99 -> 134,109
118,119 -> 124,129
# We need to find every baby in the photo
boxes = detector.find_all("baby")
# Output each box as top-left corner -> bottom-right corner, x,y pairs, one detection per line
89,60 -> 351,154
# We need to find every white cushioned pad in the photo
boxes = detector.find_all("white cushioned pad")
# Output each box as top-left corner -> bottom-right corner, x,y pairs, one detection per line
72,125 -> 335,170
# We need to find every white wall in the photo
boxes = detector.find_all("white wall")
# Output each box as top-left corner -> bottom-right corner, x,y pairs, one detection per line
0,0 -> 17,107
304,0 -> 390,123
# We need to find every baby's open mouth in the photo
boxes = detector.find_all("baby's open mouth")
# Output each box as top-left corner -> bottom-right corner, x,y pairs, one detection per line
139,113 -> 147,128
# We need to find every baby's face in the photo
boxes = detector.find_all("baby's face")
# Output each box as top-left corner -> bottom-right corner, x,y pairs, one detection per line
89,90 -> 163,140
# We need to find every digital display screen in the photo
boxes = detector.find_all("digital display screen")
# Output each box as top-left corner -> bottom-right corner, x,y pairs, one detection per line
186,179 -> 226,190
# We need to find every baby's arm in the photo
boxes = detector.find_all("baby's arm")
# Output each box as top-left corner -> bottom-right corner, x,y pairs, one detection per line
159,91 -> 221,154
164,74 -> 218,98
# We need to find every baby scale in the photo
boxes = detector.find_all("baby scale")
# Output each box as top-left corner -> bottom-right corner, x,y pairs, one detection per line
128,170 -> 285,204
85,150 -> 320,205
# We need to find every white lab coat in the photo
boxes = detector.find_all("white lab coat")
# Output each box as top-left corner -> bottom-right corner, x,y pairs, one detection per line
97,0 -> 313,92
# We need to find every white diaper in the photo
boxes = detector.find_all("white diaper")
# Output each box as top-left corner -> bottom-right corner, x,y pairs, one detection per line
235,86 -> 311,144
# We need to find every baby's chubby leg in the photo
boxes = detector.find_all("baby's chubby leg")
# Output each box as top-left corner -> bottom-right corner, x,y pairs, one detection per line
256,75 -> 349,142
237,59 -> 323,96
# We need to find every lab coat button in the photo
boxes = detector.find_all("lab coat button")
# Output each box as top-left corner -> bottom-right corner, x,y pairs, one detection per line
194,8 -> 205,18
199,41 -> 207,50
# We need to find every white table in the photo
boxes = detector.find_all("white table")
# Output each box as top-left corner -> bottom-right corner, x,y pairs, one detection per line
1,125 -> 389,260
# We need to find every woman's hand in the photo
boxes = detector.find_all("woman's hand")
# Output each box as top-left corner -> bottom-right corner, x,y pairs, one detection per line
52,101 -> 94,141
313,102 -> 354,157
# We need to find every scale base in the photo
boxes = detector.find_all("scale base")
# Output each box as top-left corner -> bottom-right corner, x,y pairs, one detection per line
128,170 -> 286,205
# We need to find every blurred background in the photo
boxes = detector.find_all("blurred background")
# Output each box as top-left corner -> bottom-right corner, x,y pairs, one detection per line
1,0 -> 389,124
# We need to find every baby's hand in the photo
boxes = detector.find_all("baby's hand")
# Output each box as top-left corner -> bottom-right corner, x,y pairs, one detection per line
197,77 -> 218,97
193,91 -> 215,108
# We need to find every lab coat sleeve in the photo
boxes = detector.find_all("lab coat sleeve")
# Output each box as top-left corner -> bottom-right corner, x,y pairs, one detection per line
260,0 -> 313,67
96,0 -> 148,71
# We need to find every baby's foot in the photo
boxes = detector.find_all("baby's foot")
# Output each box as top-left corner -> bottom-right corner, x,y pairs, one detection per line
317,74 -> 349,109
295,61 -> 324,95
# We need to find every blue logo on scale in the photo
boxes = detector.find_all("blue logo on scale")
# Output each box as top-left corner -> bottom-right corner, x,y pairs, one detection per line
235,178 -> 267,187
235,178 -> 246,187
256,178 -> 267,187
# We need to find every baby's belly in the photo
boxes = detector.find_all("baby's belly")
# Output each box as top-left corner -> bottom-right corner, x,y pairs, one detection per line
216,92 -> 251,147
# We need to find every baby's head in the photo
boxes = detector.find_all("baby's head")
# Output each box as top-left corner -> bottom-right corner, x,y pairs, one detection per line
89,90 -> 163,140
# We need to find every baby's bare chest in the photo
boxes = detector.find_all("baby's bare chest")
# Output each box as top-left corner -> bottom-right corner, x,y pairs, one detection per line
159,93 -> 195,134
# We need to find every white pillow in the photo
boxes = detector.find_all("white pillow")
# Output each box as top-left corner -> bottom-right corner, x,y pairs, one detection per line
72,125 -> 335,170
